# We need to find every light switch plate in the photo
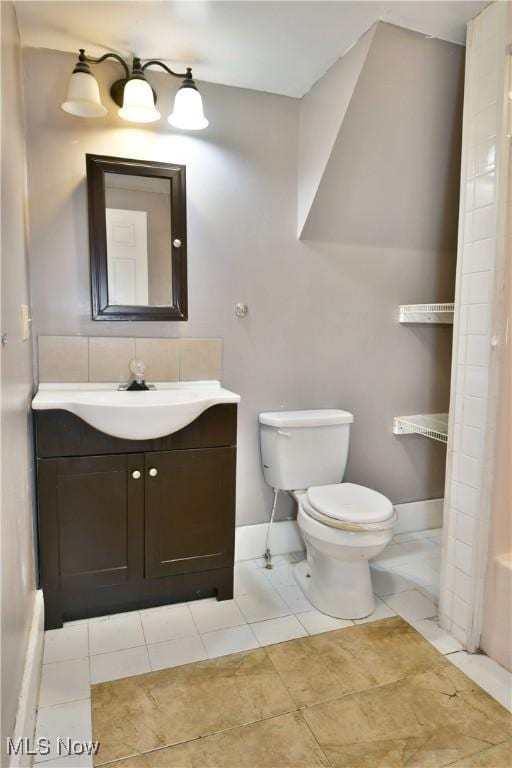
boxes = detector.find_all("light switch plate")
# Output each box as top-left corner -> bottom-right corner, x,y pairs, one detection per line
20,304 -> 31,341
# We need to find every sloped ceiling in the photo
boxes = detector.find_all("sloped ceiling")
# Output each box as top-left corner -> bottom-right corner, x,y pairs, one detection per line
14,1 -> 486,98
297,26 -> 376,238
298,22 -> 465,249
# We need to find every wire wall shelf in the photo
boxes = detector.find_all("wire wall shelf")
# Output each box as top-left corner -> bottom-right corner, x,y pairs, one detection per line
393,413 -> 449,444
399,303 -> 454,324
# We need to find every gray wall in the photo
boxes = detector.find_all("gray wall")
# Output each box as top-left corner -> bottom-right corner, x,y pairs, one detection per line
23,45 -> 460,526
1,2 -> 36,751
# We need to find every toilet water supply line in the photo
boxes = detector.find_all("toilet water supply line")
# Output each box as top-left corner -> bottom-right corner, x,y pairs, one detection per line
264,489 -> 279,569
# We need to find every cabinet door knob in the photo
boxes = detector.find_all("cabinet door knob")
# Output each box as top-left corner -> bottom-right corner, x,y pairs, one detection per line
131,470 -> 141,479
173,238 -> 182,248
149,468 -> 158,477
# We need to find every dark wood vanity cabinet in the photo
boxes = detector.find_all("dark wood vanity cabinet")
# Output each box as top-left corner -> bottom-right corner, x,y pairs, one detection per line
35,405 -> 237,629
145,448 -> 236,579
38,454 -> 144,596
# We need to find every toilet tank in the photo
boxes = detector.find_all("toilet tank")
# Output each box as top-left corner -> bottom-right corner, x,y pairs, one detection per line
259,409 -> 354,491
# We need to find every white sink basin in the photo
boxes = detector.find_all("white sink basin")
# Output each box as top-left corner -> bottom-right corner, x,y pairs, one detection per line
32,381 -> 241,440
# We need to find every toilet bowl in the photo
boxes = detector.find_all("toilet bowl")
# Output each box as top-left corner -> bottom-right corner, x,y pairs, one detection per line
294,485 -> 395,619
259,409 -> 396,621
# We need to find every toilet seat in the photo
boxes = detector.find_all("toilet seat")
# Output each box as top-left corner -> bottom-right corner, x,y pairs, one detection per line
303,483 -> 396,532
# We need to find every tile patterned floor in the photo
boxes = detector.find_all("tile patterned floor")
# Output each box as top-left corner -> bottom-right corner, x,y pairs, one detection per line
92,618 -> 512,767
34,530 -> 512,766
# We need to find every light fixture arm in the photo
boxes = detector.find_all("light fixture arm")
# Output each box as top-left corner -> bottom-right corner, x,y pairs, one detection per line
141,61 -> 193,81
74,50 -> 195,108
77,48 -> 130,80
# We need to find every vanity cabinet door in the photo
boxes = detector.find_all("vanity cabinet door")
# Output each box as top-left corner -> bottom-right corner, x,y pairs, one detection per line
145,448 -> 236,579
38,454 -> 144,593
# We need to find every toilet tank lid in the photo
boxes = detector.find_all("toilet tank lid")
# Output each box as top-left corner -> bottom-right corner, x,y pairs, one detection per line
259,409 -> 354,427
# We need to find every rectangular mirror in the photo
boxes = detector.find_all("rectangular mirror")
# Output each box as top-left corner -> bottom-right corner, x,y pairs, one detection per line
86,154 -> 187,321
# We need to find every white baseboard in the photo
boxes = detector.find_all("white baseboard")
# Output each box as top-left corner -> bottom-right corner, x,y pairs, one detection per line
235,520 -> 304,561
235,498 -> 443,561
9,590 -> 44,768
393,498 -> 443,534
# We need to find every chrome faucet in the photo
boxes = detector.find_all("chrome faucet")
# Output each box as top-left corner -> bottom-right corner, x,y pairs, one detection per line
118,359 -> 154,391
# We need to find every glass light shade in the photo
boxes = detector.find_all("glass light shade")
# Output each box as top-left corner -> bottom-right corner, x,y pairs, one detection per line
61,71 -> 107,118
168,85 -> 208,130
118,77 -> 161,123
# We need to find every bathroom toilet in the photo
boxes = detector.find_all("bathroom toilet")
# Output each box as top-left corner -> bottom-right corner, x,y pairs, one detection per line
259,409 -> 396,620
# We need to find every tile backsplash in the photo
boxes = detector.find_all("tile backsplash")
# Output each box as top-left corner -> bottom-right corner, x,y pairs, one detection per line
37,336 -> 222,383
88,337 -> 136,383
38,335 -> 89,383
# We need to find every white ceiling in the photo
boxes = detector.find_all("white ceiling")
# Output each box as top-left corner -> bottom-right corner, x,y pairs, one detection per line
14,1 -> 487,97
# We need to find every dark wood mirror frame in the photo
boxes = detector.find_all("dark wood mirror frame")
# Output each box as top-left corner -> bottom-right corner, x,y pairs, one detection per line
86,154 -> 188,321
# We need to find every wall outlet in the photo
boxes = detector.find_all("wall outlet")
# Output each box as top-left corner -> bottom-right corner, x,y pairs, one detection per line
20,304 -> 31,341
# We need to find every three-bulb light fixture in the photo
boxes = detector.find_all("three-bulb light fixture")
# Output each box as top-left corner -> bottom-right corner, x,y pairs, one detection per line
61,49 -> 208,130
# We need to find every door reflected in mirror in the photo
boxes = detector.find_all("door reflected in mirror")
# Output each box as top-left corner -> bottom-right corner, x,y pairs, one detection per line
105,173 -> 173,307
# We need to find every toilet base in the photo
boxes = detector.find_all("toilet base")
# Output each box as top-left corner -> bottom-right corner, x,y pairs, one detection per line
295,555 -> 376,621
